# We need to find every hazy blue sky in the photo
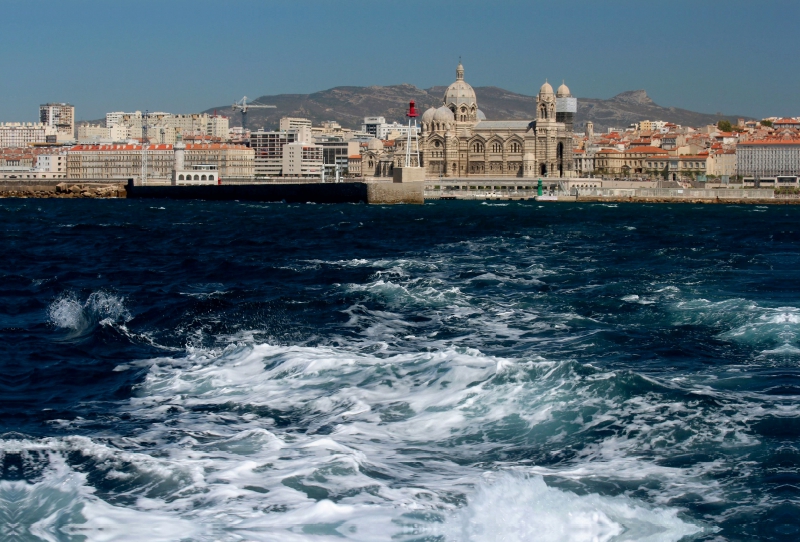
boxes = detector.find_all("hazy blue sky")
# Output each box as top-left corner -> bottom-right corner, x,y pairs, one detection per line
1,0 -> 797,122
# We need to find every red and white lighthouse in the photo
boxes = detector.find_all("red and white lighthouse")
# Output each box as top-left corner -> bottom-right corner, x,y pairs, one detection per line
404,100 -> 420,168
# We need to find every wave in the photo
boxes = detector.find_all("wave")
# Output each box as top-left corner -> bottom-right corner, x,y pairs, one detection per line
0,449 -> 198,542
48,291 -> 131,336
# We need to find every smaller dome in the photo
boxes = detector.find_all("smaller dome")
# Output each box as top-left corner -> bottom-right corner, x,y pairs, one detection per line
539,80 -> 554,96
476,109 -> 487,121
433,106 -> 455,122
367,138 -> 383,151
557,82 -> 571,97
421,107 -> 436,124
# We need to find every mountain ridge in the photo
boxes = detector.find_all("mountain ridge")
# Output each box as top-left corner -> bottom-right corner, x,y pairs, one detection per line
202,85 -> 748,133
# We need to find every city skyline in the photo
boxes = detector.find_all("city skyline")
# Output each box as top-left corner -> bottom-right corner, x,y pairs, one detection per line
1,0 -> 798,122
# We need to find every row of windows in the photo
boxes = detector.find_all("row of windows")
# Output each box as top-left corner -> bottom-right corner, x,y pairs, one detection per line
177,174 -> 215,181
468,142 -> 524,153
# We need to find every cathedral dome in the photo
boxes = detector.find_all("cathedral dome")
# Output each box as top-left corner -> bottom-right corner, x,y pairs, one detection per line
367,138 -> 383,151
433,106 -> 455,122
556,82 -> 571,97
477,109 -> 486,120
421,107 -> 436,124
539,80 -> 554,96
443,62 -> 477,108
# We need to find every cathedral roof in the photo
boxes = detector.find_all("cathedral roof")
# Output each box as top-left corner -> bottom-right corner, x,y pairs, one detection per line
444,62 -> 477,107
433,106 -> 455,122
557,82 -> 571,97
421,107 -> 436,124
444,80 -> 477,107
367,138 -> 383,151
477,109 -> 486,121
539,80 -> 554,96
474,120 -> 535,131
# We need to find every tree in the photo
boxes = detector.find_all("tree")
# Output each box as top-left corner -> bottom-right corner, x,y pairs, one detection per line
717,120 -> 733,132
760,119 -> 773,127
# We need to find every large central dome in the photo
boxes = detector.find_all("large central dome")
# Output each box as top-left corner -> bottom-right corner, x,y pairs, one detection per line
443,62 -> 477,108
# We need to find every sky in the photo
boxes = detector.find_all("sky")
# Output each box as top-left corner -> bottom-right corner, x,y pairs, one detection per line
1,0 -> 797,122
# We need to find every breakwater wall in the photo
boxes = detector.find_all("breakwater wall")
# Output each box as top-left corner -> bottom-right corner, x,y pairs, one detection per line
0,180 -> 126,198
126,180 -> 424,205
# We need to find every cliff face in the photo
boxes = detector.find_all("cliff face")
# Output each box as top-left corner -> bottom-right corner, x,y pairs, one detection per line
206,85 -> 746,132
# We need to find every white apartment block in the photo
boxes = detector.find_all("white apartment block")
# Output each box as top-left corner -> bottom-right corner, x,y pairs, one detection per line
105,112 -> 229,143
0,123 -> 58,148
362,117 -> 386,137
36,153 -> 67,174
279,117 -> 313,131
282,142 -> 323,178
737,140 -> 800,177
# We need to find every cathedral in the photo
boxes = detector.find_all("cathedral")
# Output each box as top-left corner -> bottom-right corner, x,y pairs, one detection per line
414,63 -> 576,178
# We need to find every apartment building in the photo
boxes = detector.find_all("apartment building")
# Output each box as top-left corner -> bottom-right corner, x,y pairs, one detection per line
66,143 -> 253,180
0,123 -> 58,148
282,142 -> 323,178
40,103 -> 75,142
279,117 -> 313,131
737,139 -> 800,177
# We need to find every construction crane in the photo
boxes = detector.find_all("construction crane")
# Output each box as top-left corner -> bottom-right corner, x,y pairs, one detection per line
231,96 -> 276,131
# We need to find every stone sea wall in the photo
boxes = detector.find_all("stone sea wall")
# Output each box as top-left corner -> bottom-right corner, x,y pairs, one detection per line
0,181 -> 127,199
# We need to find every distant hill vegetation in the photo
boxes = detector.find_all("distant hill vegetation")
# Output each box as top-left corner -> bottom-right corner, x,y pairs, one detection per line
204,85 -> 747,133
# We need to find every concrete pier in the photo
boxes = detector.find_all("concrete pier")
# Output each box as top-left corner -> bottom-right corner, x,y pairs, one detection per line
125,180 -> 424,204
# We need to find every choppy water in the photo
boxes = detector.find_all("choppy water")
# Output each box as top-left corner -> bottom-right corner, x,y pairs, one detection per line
2,199 -> 800,541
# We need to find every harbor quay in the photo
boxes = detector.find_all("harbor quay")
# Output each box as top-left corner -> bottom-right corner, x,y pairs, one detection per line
423,177 -> 780,203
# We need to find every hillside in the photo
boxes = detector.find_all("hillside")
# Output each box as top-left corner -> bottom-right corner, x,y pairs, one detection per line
204,85 -> 747,133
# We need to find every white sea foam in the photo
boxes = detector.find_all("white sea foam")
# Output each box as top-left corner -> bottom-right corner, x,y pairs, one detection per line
441,473 -> 701,542
48,291 -> 131,332
674,298 -> 800,353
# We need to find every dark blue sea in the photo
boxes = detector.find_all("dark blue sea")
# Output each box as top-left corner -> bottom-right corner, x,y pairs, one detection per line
2,198 -> 799,541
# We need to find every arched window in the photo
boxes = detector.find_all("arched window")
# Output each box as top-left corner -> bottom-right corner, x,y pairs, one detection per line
209,175 -> 214,181
472,142 -> 484,153
194,174 -> 200,180
201,174 -> 207,180
178,174 -> 184,180
492,142 -> 502,153
434,140 -> 440,147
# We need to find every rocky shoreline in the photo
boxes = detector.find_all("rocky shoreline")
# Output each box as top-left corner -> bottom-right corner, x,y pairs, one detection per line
0,182 -> 126,199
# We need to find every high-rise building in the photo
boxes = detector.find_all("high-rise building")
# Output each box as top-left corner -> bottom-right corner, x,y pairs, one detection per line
249,126 -> 313,177
39,103 -> 75,142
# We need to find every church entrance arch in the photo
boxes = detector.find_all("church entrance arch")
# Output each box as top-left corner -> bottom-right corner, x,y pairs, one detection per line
540,163 -> 547,176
